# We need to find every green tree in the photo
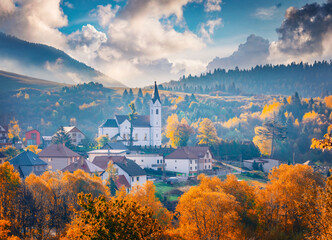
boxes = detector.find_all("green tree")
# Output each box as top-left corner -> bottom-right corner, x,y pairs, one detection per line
52,126 -> 72,148
137,88 -> 143,98
128,102 -> 138,147
254,118 -> 287,158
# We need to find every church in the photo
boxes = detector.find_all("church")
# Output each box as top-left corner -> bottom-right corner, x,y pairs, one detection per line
98,82 -> 162,147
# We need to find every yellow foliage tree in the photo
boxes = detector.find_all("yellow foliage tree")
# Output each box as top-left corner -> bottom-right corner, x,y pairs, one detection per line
8,119 -> 21,144
25,145 -> 41,154
117,181 -> 173,228
311,124 -> 332,151
197,118 -> 219,146
175,174 -> 241,239
256,164 -> 323,237
166,114 -> 193,147
66,193 -> 162,239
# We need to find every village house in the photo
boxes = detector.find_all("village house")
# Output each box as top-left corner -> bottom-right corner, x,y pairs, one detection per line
25,129 -> 41,146
126,153 -> 164,171
93,155 -> 147,191
98,82 -> 161,147
87,149 -> 127,162
165,146 -> 214,177
62,158 -> 104,175
0,124 -> 8,143
38,143 -> 82,171
243,158 -> 280,173
9,150 -> 48,178
62,126 -> 86,146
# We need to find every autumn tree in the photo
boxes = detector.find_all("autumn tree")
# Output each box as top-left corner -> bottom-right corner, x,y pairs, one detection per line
311,124 -> 332,151
256,164 -> 323,238
197,118 -> 219,146
253,118 -> 287,157
128,102 -> 138,147
174,174 -> 241,239
117,181 -> 173,228
298,172 -> 332,239
106,161 -> 118,196
66,193 -> 162,239
52,126 -> 72,148
166,114 -> 193,147
8,119 -> 21,144
0,146 -> 20,161
96,135 -> 109,148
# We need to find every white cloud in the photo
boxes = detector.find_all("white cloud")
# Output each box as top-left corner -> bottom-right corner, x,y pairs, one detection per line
0,0 -> 68,50
93,4 -> 120,28
200,18 -> 222,41
205,0 -> 222,12
253,6 -> 278,20
63,1 -> 74,9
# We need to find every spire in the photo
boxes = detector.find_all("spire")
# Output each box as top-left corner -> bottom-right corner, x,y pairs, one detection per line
152,81 -> 160,104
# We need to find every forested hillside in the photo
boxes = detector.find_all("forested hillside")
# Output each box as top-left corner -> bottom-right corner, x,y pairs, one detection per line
162,61 -> 332,97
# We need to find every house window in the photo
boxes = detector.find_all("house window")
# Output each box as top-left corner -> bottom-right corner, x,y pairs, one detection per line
190,167 -> 192,170
175,160 -> 177,163
137,177 -> 139,181
209,165 -> 211,169
157,160 -> 159,164
195,166 -> 197,170
175,166 -> 177,169
205,165 -> 206,169
156,109 -> 159,114
73,139 -> 76,142
72,133 -> 76,137
123,134 -> 126,140
141,159 -> 144,162
132,177 -> 134,182
144,133 -> 147,140
135,133 -> 138,140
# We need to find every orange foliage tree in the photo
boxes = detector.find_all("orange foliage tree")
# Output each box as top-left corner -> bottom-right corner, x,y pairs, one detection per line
166,114 -> 193,147
311,124 -> 332,151
256,164 -> 323,238
117,181 -> 173,228
174,174 -> 241,239
66,193 -> 162,240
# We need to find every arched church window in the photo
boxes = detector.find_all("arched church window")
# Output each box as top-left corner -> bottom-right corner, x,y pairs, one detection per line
156,109 -> 159,114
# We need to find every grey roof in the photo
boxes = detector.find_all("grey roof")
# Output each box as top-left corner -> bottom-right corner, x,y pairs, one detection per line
10,150 -> 48,166
102,142 -> 128,150
165,146 -> 210,160
115,115 -> 150,127
93,156 -> 146,177
115,159 -> 146,177
152,81 -> 160,104
100,119 -> 118,128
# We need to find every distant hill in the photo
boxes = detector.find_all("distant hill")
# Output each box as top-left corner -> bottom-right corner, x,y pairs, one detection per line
162,61 -> 332,97
0,32 -> 125,88
0,70 -> 68,92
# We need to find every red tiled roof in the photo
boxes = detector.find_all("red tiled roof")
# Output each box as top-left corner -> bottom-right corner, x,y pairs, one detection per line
38,144 -> 81,158
165,146 -> 210,159
116,175 -> 130,188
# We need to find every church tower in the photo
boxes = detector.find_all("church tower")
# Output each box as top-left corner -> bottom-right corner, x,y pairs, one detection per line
150,81 -> 161,146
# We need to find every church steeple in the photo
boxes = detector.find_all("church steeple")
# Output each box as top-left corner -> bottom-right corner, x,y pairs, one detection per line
151,81 -> 160,104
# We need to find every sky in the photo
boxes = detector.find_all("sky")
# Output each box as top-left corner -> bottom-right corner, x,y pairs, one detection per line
0,0 -> 331,87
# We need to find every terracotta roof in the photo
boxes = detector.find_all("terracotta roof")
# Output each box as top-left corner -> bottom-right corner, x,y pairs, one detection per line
93,156 -> 126,170
100,119 -> 118,128
116,175 -> 130,188
38,144 -> 81,158
62,159 -> 104,173
165,146 -> 210,160
115,115 -> 150,127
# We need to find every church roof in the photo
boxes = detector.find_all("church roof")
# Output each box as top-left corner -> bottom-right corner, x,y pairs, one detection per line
100,119 -> 118,128
115,115 -> 150,127
152,81 -> 160,104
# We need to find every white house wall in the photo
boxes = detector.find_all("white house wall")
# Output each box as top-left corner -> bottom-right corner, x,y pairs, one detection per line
126,154 -> 163,170
165,159 -> 191,176
98,127 -> 119,139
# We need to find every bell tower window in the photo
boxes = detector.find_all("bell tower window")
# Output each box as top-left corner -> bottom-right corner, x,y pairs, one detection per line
156,109 -> 159,114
